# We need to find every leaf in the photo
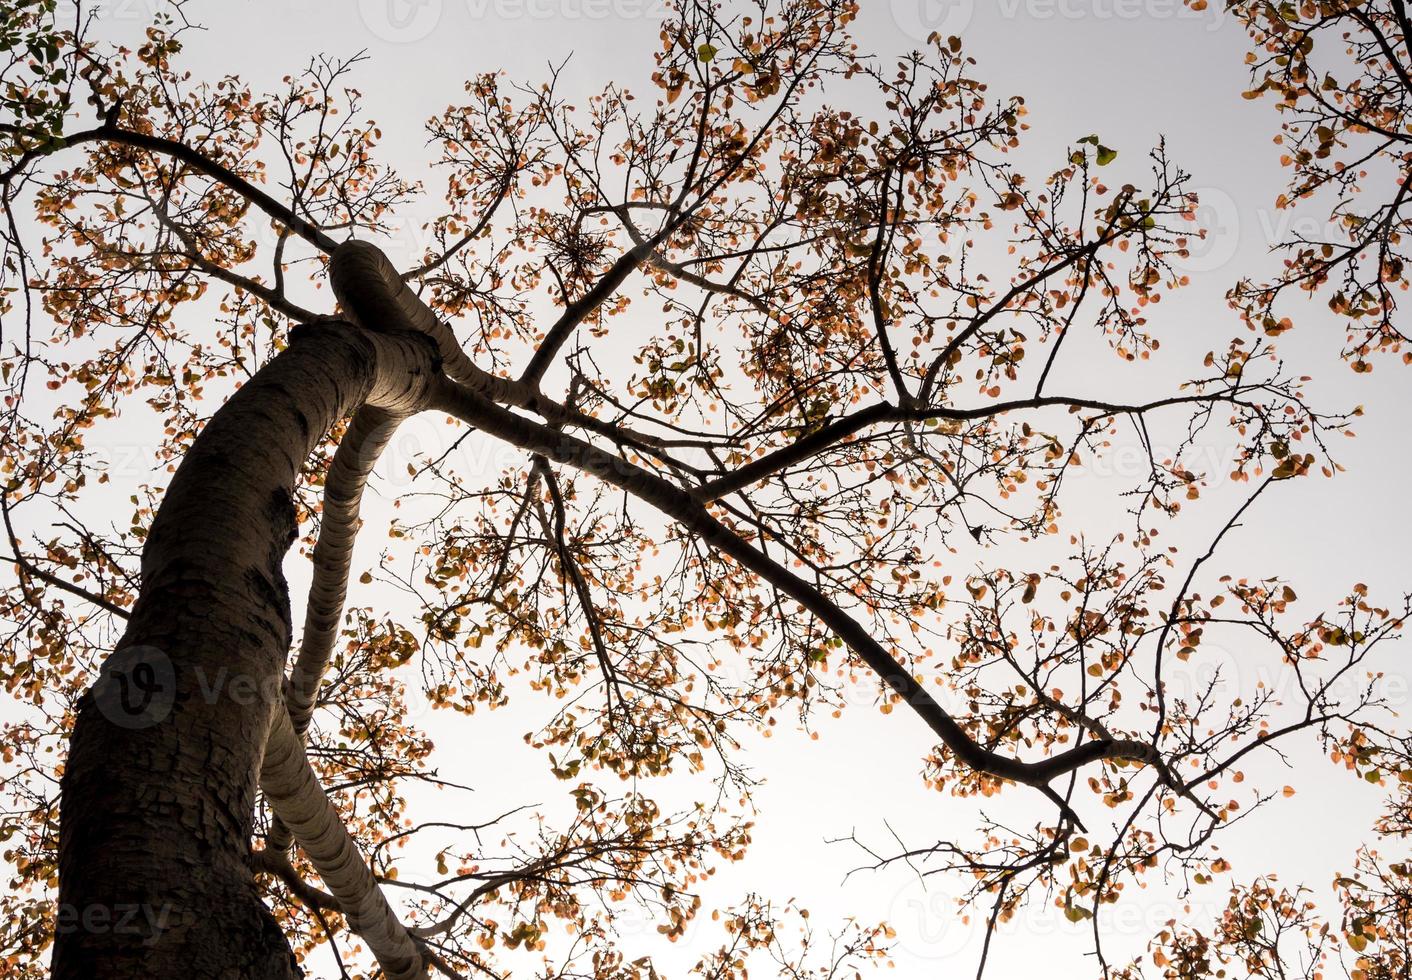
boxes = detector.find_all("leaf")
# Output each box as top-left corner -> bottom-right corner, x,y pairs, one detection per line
697,43 -> 718,63
1096,145 -> 1118,166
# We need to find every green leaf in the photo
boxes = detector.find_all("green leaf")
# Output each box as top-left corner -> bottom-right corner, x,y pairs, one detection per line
697,43 -> 718,63
1096,145 -> 1118,166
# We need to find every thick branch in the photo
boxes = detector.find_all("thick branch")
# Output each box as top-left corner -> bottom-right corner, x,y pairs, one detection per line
262,707 -> 427,980
53,322 -> 435,978
429,377 -> 1158,789
285,406 -> 406,735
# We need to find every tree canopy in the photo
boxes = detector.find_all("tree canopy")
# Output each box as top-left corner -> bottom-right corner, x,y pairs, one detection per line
0,0 -> 1410,977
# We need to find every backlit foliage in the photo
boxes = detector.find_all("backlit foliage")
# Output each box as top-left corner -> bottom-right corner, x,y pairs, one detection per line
0,0 -> 1408,976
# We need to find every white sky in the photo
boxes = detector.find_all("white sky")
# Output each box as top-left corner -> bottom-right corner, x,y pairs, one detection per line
19,0 -> 1412,976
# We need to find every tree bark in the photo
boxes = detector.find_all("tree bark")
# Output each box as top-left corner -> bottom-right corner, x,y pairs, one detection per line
53,321 -> 436,979
284,405 -> 404,737
261,707 -> 425,980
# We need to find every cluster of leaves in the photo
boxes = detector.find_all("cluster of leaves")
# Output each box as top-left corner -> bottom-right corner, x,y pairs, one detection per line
1218,0 -> 1412,367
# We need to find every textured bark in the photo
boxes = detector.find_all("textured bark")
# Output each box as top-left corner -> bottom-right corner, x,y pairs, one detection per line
330,239 -> 486,388
284,405 -> 404,736
53,322 -> 437,979
261,708 -> 425,980
264,406 -> 405,861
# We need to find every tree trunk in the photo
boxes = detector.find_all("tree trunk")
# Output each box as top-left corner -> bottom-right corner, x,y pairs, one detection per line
52,321 -> 433,979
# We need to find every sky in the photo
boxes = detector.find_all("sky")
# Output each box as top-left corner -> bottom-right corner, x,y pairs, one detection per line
18,0 -> 1412,976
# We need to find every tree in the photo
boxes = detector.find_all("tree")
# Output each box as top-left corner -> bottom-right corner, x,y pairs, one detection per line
0,0 -> 1405,977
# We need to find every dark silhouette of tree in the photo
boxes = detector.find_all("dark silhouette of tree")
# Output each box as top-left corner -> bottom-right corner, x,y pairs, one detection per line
0,0 -> 1405,976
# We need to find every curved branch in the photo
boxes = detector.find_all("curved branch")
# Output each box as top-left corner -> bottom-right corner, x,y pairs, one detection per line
262,707 -> 428,980
329,240 -> 491,387
428,376 -> 1159,791
285,406 -> 406,735
699,389 -> 1258,501
0,122 -> 339,253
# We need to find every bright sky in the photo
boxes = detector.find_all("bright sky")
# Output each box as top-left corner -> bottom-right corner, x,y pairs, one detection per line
27,0 -> 1412,976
